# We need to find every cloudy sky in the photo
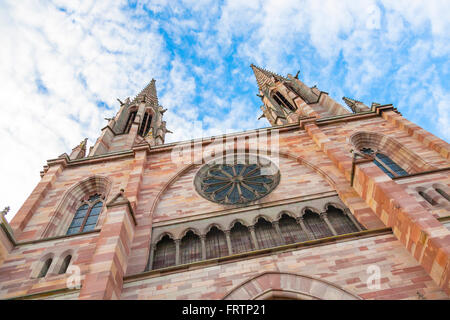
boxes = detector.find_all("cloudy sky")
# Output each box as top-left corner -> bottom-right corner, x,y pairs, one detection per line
1,0 -> 449,219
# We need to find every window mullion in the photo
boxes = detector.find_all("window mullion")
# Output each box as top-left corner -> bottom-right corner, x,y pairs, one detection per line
79,204 -> 92,232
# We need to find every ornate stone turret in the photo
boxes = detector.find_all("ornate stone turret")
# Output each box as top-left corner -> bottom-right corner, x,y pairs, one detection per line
69,138 -> 88,160
251,64 -> 350,126
342,97 -> 370,113
88,79 -> 170,156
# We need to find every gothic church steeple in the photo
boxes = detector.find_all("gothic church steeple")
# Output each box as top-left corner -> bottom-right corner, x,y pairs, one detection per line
251,64 -> 351,126
88,79 -> 170,157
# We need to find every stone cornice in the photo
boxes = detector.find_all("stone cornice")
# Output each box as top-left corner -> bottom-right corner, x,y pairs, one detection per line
40,107 -> 390,168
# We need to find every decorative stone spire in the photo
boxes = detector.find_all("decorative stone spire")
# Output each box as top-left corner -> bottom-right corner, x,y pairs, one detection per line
250,64 -> 287,91
131,78 -> 158,106
69,138 -> 88,160
342,97 -> 370,113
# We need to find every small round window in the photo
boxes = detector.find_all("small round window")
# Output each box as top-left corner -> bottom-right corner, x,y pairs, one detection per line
194,155 -> 280,205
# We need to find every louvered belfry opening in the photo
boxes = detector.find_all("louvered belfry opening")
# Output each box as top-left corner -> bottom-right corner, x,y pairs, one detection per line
254,217 -> 279,249
124,110 -> 137,133
303,209 -> 333,239
230,222 -> 253,254
326,206 -> 359,235
418,191 -> 438,206
205,226 -> 228,259
180,230 -> 202,264
153,235 -> 176,270
273,91 -> 296,112
278,214 -> 309,244
138,111 -> 153,137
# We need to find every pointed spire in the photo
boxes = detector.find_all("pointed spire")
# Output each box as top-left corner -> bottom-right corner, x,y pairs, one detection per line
131,78 -> 158,106
342,97 -> 370,113
250,64 -> 287,91
69,138 -> 87,160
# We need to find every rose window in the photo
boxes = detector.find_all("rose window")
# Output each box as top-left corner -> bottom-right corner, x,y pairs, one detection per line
195,156 -> 280,205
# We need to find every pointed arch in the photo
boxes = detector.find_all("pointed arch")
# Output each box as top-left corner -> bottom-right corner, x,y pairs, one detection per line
153,234 -> 176,270
222,272 -> 361,300
254,216 -> 279,249
43,175 -> 112,238
350,131 -> 434,174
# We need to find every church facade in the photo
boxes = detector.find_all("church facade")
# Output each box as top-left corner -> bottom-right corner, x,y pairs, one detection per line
0,65 -> 449,300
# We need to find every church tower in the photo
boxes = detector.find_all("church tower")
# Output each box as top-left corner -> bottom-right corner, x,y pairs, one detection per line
251,64 -> 362,125
88,79 -> 171,157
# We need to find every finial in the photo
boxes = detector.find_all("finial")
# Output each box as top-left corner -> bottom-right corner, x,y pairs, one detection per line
294,70 -> 300,79
79,138 -> 87,148
1,206 -> 10,218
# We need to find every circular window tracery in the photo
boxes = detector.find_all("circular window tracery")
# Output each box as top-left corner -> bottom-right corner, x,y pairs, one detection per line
195,155 -> 280,205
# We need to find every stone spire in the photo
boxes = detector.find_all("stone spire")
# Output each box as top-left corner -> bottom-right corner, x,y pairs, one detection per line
131,78 -> 158,106
342,97 -> 370,113
250,64 -> 287,91
69,138 -> 88,160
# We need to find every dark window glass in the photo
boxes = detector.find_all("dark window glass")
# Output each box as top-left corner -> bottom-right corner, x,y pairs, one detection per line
326,206 -> 359,235
435,188 -> 450,202
278,214 -> 309,244
67,197 -> 103,235
254,218 -> 279,249
303,210 -> 333,239
180,231 -> 202,264
124,111 -> 137,133
153,235 -> 176,270
230,222 -> 253,254
205,227 -> 228,259
58,255 -> 72,274
273,92 -> 296,112
38,258 -> 52,278
418,191 -> 437,206
360,148 -> 407,178
376,152 -> 408,176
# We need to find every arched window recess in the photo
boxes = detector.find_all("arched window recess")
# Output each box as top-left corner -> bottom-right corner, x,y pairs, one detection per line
124,110 -> 137,133
66,193 -> 105,235
138,110 -> 153,137
360,147 -> 408,178
272,91 -> 297,112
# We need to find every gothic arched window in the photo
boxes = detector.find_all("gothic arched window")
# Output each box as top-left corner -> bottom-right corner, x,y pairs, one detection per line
205,226 -> 228,259
38,258 -> 53,278
272,91 -> 296,112
254,217 -> 279,249
138,111 -> 153,137
58,255 -> 72,274
180,230 -> 202,265
278,214 -> 309,244
418,191 -> 437,206
360,147 -> 408,178
153,235 -> 176,270
302,209 -> 333,239
230,222 -> 253,254
124,110 -> 137,133
66,194 -> 103,235
326,206 -> 359,235
435,187 -> 450,202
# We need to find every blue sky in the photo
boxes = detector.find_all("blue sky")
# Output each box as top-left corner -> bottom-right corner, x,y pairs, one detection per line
0,0 -> 449,218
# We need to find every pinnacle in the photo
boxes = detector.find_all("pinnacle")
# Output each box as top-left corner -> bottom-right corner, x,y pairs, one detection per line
342,97 -> 369,113
131,78 -> 158,105
250,64 -> 287,90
